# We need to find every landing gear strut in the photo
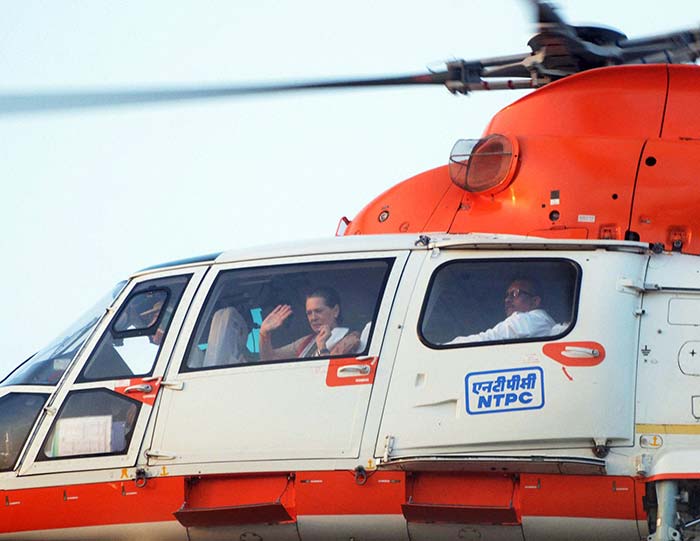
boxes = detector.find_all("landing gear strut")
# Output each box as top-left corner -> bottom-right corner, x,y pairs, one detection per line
648,480 -> 681,541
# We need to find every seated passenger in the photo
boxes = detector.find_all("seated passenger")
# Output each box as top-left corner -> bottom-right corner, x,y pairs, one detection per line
447,278 -> 555,344
202,306 -> 251,367
259,287 -> 360,360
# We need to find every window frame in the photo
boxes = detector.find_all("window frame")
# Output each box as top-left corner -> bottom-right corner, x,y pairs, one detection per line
417,256 -> 582,350
179,257 -> 395,373
110,287 -> 171,337
75,276 -> 190,383
36,388 -> 142,462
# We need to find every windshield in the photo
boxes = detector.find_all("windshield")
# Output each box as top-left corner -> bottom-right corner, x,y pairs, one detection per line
2,281 -> 128,387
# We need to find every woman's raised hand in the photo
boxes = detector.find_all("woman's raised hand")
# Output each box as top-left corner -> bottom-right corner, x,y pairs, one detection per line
260,304 -> 293,334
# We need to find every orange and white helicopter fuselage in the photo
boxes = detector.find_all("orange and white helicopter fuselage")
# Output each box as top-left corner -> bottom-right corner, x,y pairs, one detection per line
2,228 -> 700,541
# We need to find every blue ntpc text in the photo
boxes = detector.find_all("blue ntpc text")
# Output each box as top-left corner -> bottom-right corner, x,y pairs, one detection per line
465,366 -> 544,415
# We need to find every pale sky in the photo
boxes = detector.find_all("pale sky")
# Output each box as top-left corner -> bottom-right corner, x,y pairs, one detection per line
0,1 -> 697,378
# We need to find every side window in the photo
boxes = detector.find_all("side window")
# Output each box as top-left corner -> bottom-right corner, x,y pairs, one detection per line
183,259 -> 393,371
77,275 -> 190,382
39,389 -> 140,460
0,393 -> 48,471
421,259 -> 579,347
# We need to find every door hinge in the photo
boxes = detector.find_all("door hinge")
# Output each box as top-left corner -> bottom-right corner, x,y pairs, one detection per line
381,435 -> 395,464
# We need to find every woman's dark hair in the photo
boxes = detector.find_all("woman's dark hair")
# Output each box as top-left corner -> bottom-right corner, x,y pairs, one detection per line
306,286 -> 342,323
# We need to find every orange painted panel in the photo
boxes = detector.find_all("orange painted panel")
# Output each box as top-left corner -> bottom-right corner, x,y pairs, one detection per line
408,473 -> 516,509
402,502 -> 518,524
295,470 -> 405,515
174,502 -> 293,527
325,357 -> 377,387
542,341 -> 606,367
185,474 -> 295,514
114,377 -> 161,406
2,477 -> 183,534
661,66 -> 700,139
634,478 -> 648,522
486,65 -> 668,138
449,136 -> 642,238
0,472 -> 650,534
345,166 -> 460,235
346,64 -> 688,247
520,474 -> 637,520
630,139 -> 700,253
349,136 -> 642,239
646,473 -> 700,482
528,227 -> 589,240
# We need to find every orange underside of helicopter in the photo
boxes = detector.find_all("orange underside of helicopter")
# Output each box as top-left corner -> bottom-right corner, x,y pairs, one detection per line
346,64 -> 700,254
4,471 -> 647,533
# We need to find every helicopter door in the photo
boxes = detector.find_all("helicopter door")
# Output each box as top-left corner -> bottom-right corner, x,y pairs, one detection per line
19,267 -> 207,476
147,252 -> 406,465
636,254 -> 700,436
377,249 -> 645,457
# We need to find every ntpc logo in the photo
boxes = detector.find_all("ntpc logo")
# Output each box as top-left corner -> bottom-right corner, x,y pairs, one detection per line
465,367 -> 544,415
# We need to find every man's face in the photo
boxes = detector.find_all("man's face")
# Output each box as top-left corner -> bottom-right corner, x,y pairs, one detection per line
504,280 -> 540,316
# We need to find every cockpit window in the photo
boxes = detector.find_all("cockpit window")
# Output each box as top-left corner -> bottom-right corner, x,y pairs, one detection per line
39,389 -> 140,460
182,258 -> 393,371
0,393 -> 48,471
1,281 -> 127,387
77,275 -> 190,382
420,258 -> 579,347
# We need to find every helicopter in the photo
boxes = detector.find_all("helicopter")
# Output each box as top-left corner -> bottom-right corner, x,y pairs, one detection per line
2,1 -> 700,540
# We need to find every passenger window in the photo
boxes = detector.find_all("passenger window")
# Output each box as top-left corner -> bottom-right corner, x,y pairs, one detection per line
39,389 -> 140,460
183,259 -> 393,370
78,275 -> 190,382
0,393 -> 48,471
421,259 -> 579,347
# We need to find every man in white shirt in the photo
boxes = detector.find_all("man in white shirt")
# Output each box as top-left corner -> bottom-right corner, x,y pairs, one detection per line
448,278 -> 555,344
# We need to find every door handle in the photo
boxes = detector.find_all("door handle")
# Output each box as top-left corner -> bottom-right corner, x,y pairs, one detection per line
562,346 -> 600,358
337,365 -> 371,377
144,450 -> 176,460
124,383 -> 153,393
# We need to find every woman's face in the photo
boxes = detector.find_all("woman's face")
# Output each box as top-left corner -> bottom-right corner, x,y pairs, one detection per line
305,296 -> 339,333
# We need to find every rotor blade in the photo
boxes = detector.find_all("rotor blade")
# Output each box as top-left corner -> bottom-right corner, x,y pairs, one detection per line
0,72 -> 451,115
526,0 -> 568,29
618,28 -> 700,62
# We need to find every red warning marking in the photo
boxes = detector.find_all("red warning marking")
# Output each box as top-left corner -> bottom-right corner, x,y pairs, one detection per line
114,377 -> 161,406
326,357 -> 377,387
542,342 -> 606,367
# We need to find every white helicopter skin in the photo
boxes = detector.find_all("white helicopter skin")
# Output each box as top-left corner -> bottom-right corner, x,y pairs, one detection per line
3,232 -> 700,541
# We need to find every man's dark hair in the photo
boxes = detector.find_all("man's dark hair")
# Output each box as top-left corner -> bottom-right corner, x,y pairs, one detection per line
509,277 -> 543,300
